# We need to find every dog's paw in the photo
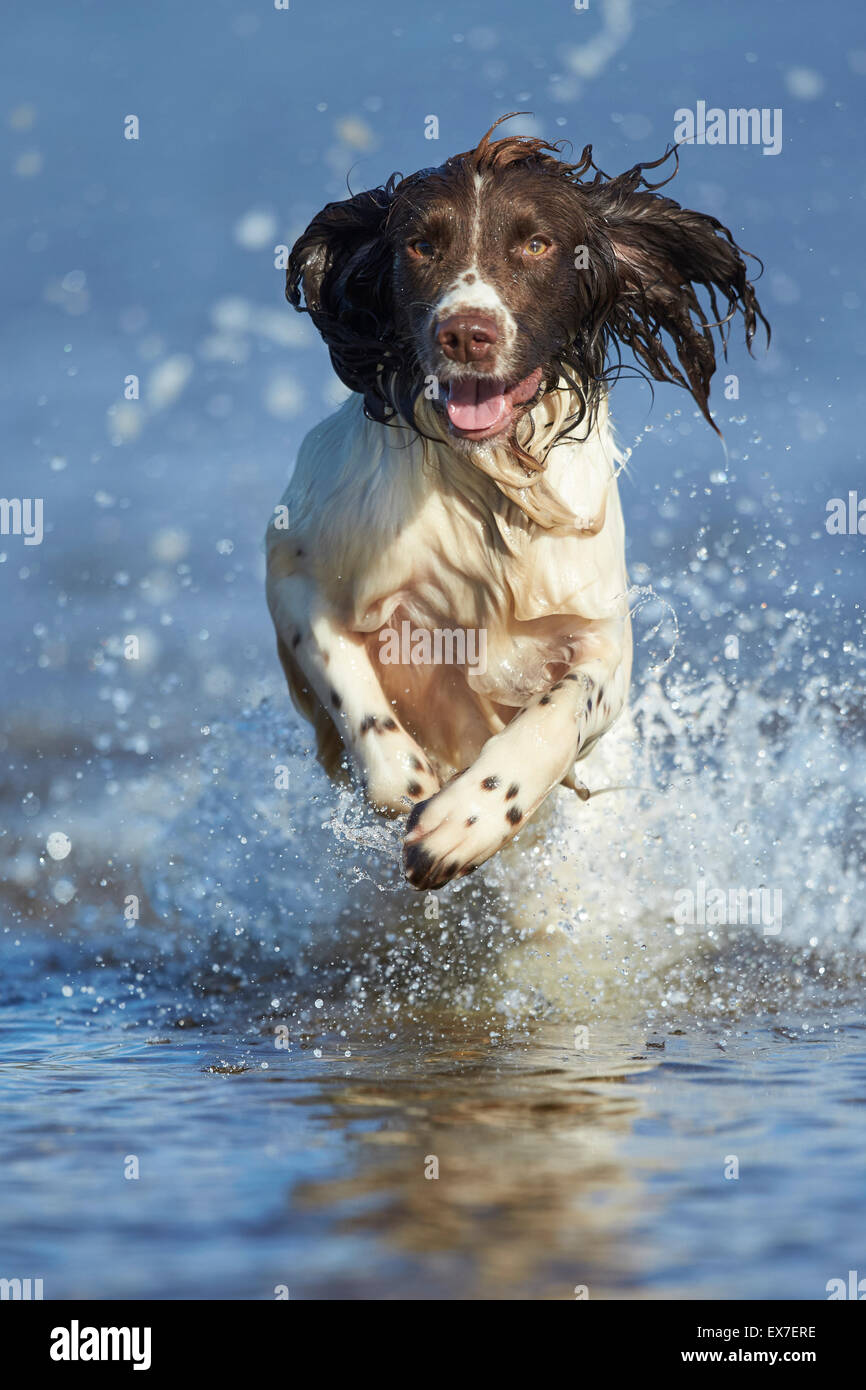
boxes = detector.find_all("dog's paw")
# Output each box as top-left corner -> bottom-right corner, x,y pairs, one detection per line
360,724 -> 440,816
401,771 -> 528,889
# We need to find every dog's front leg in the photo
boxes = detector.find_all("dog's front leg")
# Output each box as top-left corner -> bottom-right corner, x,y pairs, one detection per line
268,574 -> 440,814
402,655 -> 628,890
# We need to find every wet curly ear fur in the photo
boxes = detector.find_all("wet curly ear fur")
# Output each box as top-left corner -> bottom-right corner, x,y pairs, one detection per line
575,153 -> 770,431
286,185 -> 399,421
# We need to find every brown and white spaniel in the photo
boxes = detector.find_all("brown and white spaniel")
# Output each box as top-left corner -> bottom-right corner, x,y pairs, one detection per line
266,116 -> 767,890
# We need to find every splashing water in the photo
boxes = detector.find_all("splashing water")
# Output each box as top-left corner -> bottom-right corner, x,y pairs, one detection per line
138,607 -> 865,1033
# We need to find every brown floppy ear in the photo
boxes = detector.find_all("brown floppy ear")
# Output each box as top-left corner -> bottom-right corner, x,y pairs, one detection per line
584,164 -> 769,429
287,185 -> 398,419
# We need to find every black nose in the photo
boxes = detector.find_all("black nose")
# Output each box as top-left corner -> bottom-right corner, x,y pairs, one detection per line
435,313 -> 498,364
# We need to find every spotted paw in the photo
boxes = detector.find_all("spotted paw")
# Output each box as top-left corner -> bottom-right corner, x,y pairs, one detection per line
402,770 -> 528,889
362,735 -> 440,817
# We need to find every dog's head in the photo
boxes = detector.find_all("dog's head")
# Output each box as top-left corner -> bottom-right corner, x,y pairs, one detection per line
288,115 -> 768,449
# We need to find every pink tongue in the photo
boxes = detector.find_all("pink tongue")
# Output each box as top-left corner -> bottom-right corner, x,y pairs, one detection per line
446,378 -> 508,432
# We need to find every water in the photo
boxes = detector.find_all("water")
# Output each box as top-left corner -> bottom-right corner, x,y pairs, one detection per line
5,1011 -> 865,1301
2,0 -> 866,1301
4,636 -> 864,1299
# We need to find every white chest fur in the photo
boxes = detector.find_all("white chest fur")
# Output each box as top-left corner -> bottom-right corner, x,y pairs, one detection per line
268,392 -> 630,647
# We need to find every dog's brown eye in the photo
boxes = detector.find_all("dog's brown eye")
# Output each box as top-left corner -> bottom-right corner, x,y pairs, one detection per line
522,236 -> 551,258
408,239 -> 435,259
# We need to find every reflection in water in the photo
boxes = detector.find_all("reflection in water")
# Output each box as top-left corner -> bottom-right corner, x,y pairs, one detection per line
289,1029 -> 655,1300
1,921 -> 865,1299
272,1010 -> 864,1300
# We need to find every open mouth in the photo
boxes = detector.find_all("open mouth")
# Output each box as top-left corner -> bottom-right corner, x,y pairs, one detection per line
443,367 -> 544,440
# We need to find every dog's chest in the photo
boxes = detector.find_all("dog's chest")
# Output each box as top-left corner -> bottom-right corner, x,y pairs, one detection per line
279,396 -> 629,698
350,482 -> 511,633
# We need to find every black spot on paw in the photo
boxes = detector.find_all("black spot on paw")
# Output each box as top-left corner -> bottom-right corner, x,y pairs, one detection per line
407,781 -> 422,797
551,681 -> 563,691
403,841 -> 436,887
360,715 -> 377,734
330,689 -> 341,709
505,783 -> 519,800
466,815 -> 477,827
382,717 -> 398,731
565,672 -> 578,681
506,805 -> 523,825
540,695 -> 551,706
587,697 -> 593,712
410,755 -> 423,771
481,775 -> 499,790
